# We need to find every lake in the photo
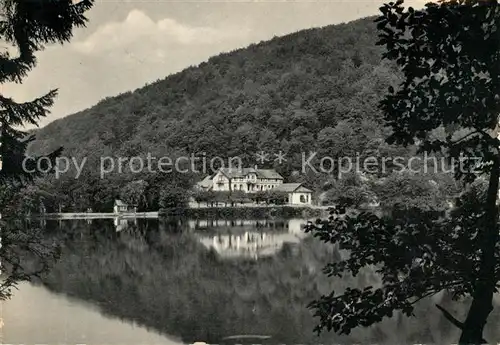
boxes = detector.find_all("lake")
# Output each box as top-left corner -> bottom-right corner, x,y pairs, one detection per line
3,216 -> 500,344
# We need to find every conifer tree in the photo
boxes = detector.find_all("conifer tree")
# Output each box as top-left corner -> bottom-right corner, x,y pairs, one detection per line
0,0 -> 93,300
0,0 -> 94,184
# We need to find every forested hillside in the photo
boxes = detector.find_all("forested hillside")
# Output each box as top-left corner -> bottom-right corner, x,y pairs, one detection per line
33,17 -> 390,158
9,16 -> 459,212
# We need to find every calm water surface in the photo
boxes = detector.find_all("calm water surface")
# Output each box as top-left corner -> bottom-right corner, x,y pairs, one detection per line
4,217 -> 500,344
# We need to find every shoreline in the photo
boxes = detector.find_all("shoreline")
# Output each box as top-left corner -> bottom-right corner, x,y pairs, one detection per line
28,204 -> 335,220
29,212 -> 159,220
160,205 -> 329,218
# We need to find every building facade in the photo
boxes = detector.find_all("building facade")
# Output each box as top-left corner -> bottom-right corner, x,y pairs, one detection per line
201,167 -> 284,193
113,199 -> 129,214
196,168 -> 313,205
272,183 -> 313,205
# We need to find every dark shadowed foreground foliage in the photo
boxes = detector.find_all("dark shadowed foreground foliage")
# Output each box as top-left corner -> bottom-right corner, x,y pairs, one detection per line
0,0 -> 94,300
307,1 -> 500,344
306,184 -> 490,333
0,0 -> 93,184
0,219 -> 61,300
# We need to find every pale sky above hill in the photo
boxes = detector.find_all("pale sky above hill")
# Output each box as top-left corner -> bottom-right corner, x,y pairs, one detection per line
3,0 -> 429,129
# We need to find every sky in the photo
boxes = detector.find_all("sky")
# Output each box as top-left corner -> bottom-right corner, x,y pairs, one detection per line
3,0 -> 428,129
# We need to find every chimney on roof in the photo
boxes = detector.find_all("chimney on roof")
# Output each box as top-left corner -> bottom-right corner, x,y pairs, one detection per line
254,164 -> 258,170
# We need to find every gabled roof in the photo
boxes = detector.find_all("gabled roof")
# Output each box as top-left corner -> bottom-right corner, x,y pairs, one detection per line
218,168 -> 246,178
115,199 -> 127,206
273,183 -> 312,193
197,175 -> 213,188
256,169 -> 283,179
218,167 -> 283,179
295,185 -> 313,193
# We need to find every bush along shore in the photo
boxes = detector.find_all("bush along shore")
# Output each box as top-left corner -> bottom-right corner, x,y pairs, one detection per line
159,206 -> 326,219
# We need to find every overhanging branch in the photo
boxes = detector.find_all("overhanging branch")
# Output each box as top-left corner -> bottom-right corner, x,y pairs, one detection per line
449,130 -> 482,145
436,304 -> 464,330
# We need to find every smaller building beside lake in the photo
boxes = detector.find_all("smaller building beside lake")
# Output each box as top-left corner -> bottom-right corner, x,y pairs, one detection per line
113,199 -> 137,214
272,183 -> 312,205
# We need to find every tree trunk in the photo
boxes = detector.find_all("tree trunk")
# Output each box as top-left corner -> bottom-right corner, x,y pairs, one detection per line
459,153 -> 500,345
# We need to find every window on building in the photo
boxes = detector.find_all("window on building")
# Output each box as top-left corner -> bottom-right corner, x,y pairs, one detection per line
300,195 -> 306,203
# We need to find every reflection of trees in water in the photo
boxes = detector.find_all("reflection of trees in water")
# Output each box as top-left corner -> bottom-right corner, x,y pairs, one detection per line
30,219 -> 500,343
0,218 -> 60,300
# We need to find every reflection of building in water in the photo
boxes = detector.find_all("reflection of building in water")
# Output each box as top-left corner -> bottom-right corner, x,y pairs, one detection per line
188,218 -> 304,232
189,219 -> 257,230
197,219 -> 308,259
286,218 -> 303,234
114,217 -> 138,232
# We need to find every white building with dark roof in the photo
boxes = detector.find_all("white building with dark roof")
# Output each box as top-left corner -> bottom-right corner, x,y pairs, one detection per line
195,167 -> 313,205
204,166 -> 284,193
272,182 -> 313,205
113,199 -> 129,214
